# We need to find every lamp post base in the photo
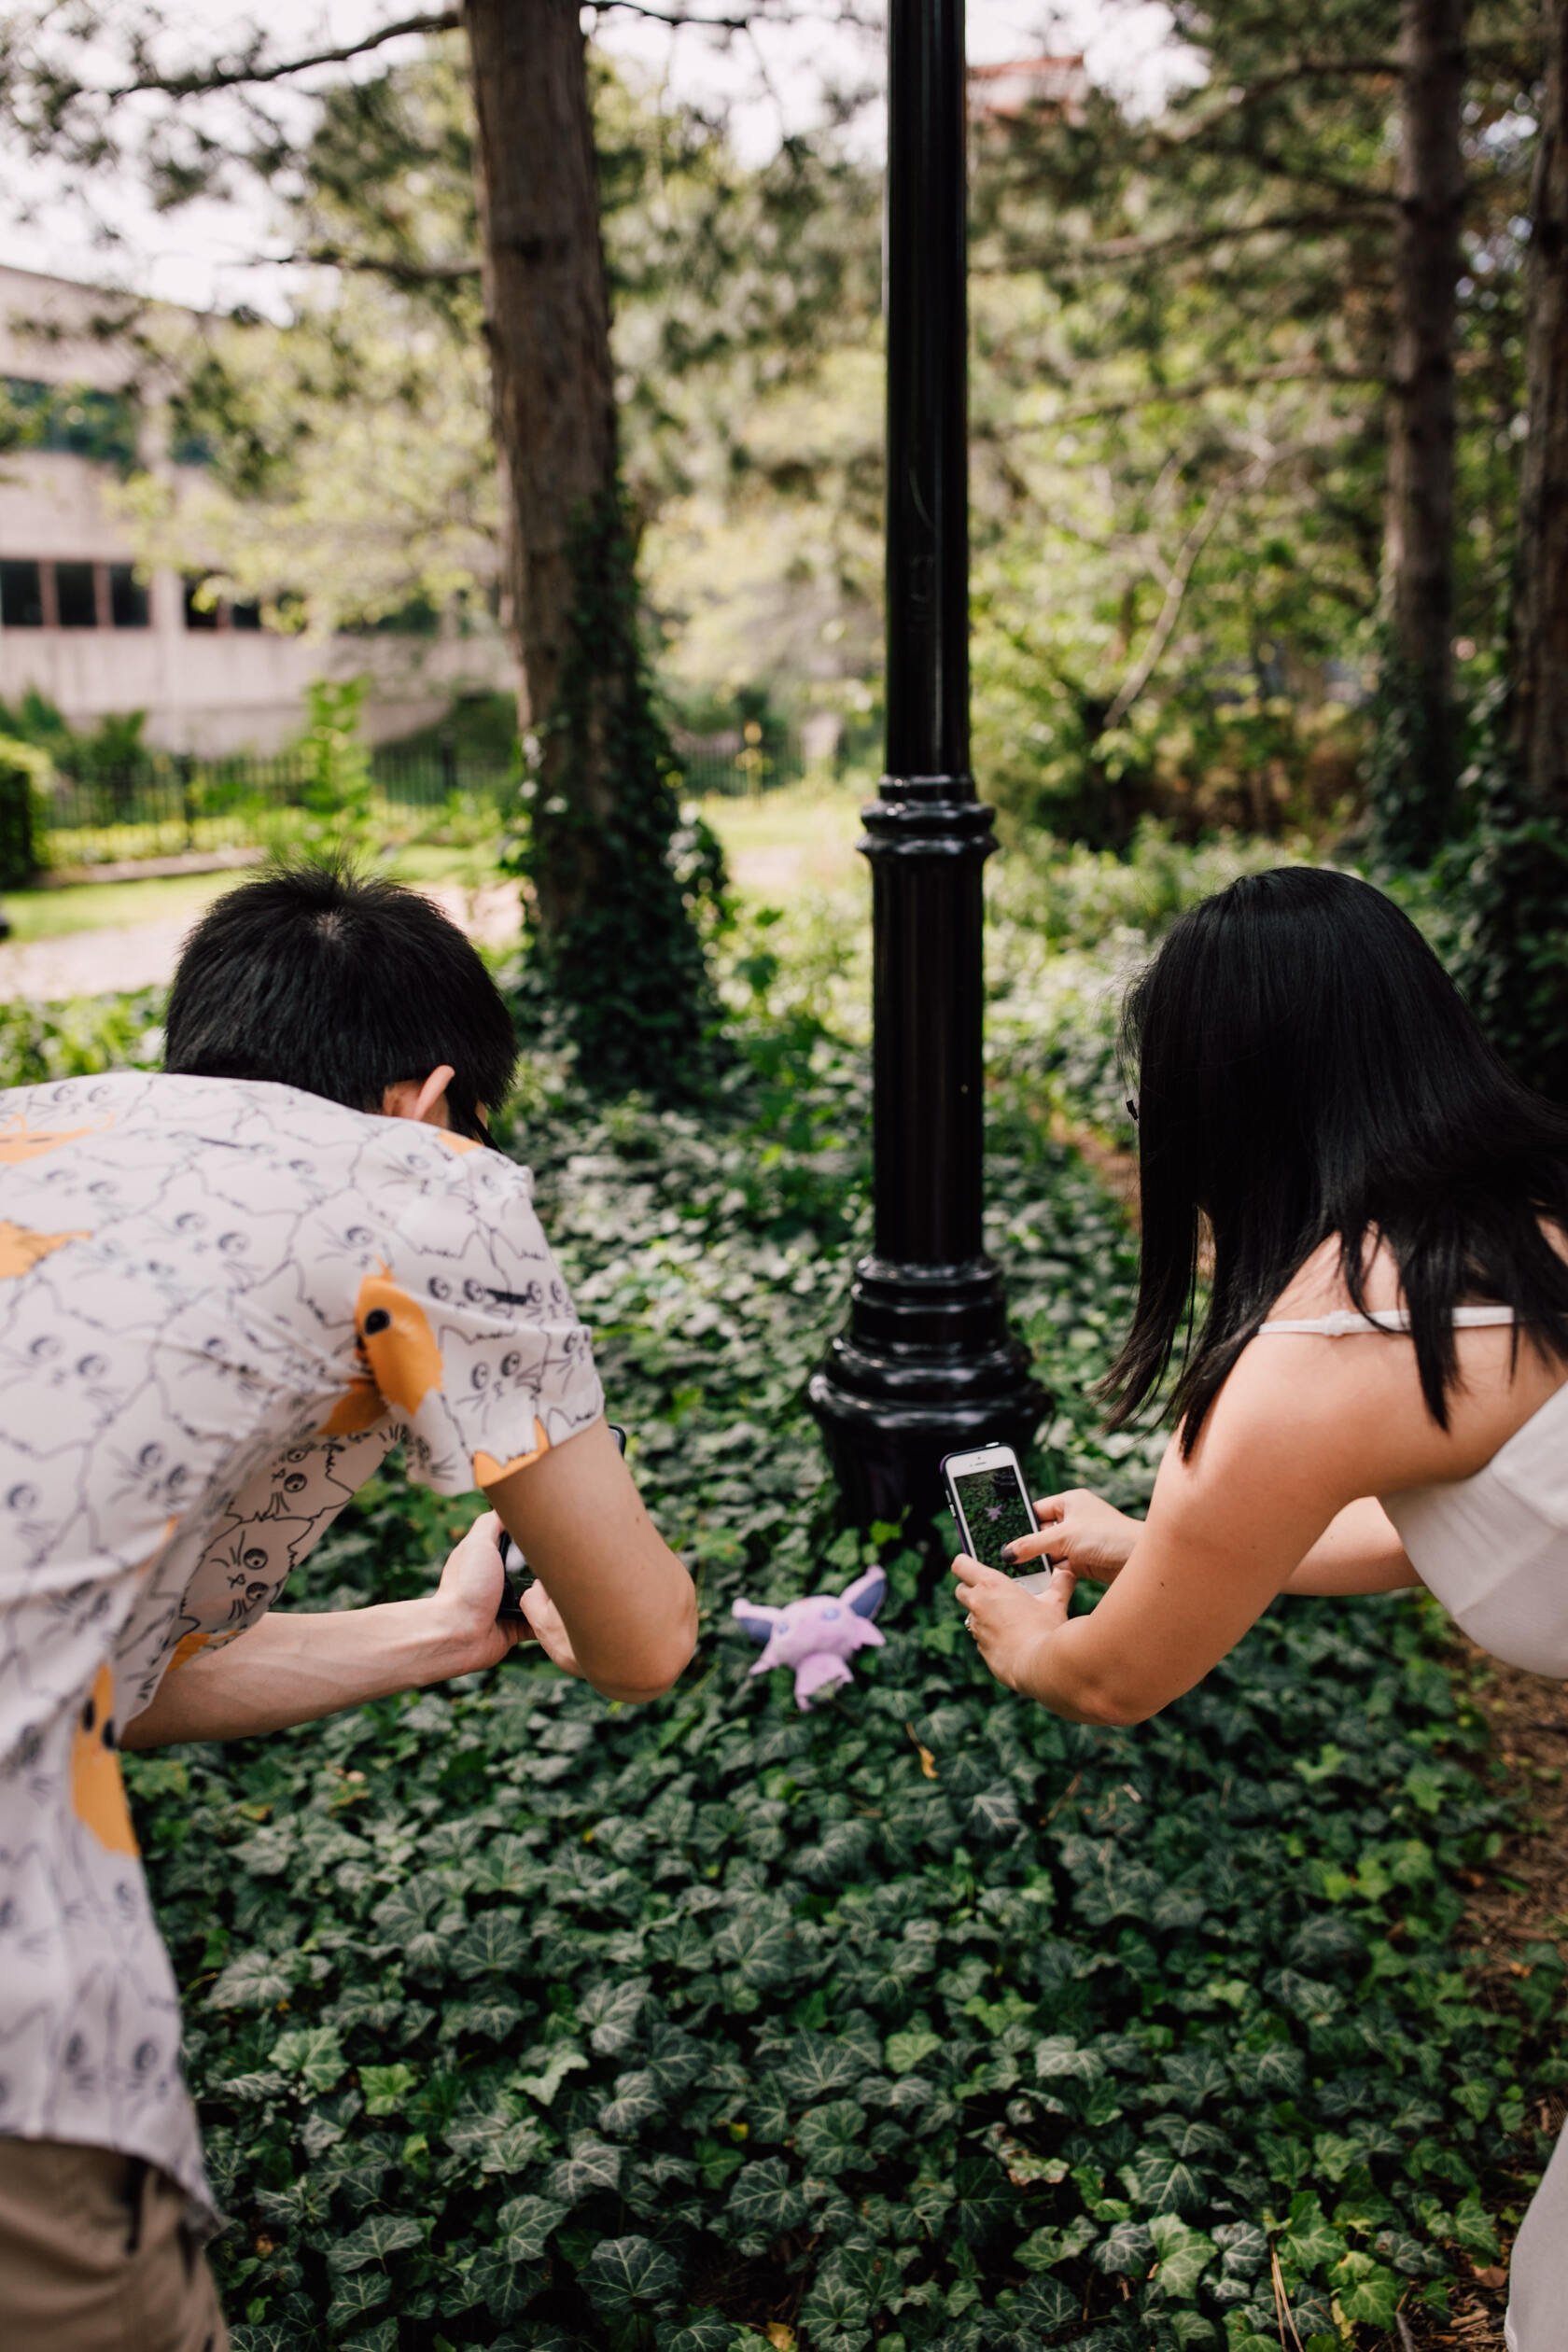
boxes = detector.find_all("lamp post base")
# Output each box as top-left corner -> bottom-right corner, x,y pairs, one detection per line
808,1254 -> 1047,1542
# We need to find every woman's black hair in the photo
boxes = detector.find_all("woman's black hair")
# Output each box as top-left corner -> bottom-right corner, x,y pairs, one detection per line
164,859 -> 518,1134
1104,866 -> 1568,1453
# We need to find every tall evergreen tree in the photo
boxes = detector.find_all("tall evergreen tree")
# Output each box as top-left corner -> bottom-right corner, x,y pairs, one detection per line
1373,0 -> 1468,865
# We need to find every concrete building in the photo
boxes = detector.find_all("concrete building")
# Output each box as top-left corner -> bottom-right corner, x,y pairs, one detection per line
968,56 -> 1090,128
0,262 -> 511,753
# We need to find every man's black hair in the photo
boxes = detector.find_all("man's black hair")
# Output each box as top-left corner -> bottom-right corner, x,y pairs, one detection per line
164,860 -> 518,1131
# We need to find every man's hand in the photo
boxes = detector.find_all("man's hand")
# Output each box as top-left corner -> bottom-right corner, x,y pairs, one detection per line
424,1511 -> 528,1675
950,1553 -> 1077,1694
1003,1488 -> 1141,1582
520,1579 -> 583,1678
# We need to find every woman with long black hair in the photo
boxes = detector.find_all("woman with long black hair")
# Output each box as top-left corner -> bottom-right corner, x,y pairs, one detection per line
951,866 -> 1568,2351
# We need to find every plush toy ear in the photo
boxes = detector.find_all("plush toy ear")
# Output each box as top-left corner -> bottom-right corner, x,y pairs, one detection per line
732,1600 -> 782,1645
842,1566 -> 887,1621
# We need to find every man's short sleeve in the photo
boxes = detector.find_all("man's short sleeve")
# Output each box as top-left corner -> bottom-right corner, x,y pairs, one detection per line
356,1141 -> 604,1493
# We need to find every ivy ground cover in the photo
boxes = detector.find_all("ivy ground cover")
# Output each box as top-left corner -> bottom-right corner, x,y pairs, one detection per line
4,866 -> 1557,2352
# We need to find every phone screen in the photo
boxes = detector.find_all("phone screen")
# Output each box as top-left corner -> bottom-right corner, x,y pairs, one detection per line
950,1462 -> 1037,1575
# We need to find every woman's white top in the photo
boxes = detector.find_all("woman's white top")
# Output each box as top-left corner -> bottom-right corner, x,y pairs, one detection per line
1256,1304 -> 1568,1676
1256,1300 -> 1566,2349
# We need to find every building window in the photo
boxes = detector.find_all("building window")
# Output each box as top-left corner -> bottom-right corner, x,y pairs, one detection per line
55,561 -> 98,628
229,599 -> 263,632
1,377 -> 138,469
109,565 -> 150,629
0,559 -> 44,626
183,576 -> 220,631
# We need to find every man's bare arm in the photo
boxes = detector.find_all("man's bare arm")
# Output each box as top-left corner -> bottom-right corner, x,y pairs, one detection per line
123,1515 -> 519,1748
484,1417 -> 696,1703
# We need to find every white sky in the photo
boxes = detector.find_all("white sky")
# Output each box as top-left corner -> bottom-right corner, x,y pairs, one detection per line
0,2 -> 1199,312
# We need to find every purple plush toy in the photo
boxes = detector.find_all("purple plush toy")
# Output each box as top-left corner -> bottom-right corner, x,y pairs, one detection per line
732,1567 -> 888,1709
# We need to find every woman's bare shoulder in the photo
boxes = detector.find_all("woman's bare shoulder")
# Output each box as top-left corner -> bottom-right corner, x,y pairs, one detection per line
1264,1229 -> 1404,1324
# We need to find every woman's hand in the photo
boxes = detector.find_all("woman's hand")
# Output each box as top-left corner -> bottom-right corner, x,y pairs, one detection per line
950,1553 -> 1077,1695
1003,1488 -> 1141,1583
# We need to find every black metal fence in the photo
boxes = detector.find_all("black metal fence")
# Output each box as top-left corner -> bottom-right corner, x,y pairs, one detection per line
25,729 -> 806,875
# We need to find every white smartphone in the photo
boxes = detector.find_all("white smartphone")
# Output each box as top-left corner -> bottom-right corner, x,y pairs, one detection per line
941,1441 -> 1055,1595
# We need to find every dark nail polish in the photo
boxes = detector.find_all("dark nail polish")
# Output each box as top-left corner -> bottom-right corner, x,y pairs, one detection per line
1001,1543 -> 1017,1563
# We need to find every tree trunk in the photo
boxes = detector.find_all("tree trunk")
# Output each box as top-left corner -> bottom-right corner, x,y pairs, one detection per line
1379,0 -> 1467,859
1511,0 -> 1568,818
462,0 -> 619,937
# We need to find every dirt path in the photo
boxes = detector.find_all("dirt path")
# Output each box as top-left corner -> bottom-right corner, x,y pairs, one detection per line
0,882 -> 524,1005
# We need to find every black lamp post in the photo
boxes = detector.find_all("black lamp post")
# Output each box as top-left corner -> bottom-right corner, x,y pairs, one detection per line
808,0 -> 1044,1533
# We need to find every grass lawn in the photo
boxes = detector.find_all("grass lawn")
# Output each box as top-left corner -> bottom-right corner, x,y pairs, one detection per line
0,787 -> 864,949
0,839 -> 509,946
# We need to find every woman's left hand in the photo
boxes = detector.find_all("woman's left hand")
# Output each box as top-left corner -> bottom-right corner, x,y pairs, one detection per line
950,1553 -> 1076,1692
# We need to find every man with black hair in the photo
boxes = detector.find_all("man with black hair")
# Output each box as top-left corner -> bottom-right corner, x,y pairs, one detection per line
0,861 -> 695,2348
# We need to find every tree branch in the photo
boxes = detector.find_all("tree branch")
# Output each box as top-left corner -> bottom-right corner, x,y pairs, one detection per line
105,12 -> 459,102
280,244 -> 481,287
1102,482 -> 1241,732
999,205 -> 1396,273
1000,364 -> 1391,430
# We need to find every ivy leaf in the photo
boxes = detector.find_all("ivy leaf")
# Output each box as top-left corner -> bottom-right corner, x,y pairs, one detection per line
270,2026 -> 346,2095
951,2155 -> 1012,2247
1449,2191 -> 1501,2261
1016,2216 -> 1097,2271
206,1949 -> 299,2010
495,2194 -> 569,2261
1035,2036 -> 1104,2084
775,2031 -> 871,2103
600,2066 -> 665,2135
711,1899 -> 796,1987
1093,2218 -> 1154,2276
450,1911 -> 528,1979
1148,2214 -> 1216,2301
658,2321 -> 744,2352
547,2135 -> 624,2205
328,2214 -> 426,2274
1282,2193 -> 1343,2275
885,2027 -> 943,2077
582,2234 -> 682,2319
581,1974 -> 649,2054
799,2247 -> 883,2334
325,2272 -> 392,2332
1127,2149 -> 1208,2216
1333,2251 -> 1402,2327
463,2247 -> 546,2321
795,2099 -> 870,2177
725,2155 -> 808,2242
359,2064 -> 418,2117
1000,2275 -> 1078,2335
1159,2051 -> 1229,2109
969,1784 -> 1021,1841
514,2045 -> 589,2107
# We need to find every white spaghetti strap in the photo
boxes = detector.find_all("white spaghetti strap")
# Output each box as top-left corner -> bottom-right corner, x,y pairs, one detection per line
1257,1305 -> 1518,1337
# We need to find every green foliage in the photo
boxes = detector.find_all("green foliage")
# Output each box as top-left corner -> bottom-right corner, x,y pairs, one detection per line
1366,637 -> 1457,872
0,689 -> 154,793
0,850 -> 1533,2347
1436,705 -> 1568,1104
510,490 -> 726,1100
0,843 -> 1547,2345
270,678 -> 378,861
0,733 -> 49,887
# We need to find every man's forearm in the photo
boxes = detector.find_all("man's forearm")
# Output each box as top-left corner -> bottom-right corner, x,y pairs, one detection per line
121,1601 -> 476,1748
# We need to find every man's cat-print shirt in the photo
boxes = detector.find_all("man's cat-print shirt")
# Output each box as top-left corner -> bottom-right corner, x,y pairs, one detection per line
0,1072 -> 604,2225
